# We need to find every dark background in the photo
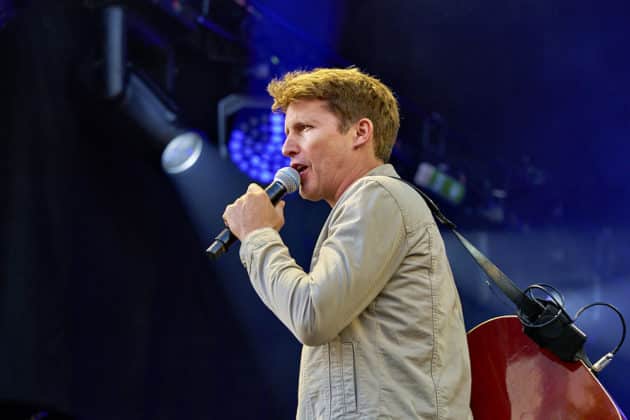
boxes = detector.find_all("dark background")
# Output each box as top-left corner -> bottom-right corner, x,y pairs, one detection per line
1,0 -> 629,418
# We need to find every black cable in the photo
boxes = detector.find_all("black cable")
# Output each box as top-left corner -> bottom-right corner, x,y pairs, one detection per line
517,283 -> 573,328
526,283 -> 566,307
574,302 -> 626,355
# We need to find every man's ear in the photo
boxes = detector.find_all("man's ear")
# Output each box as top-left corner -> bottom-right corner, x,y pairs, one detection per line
352,118 -> 373,149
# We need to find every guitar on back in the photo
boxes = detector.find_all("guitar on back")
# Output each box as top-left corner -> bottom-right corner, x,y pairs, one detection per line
395,179 -> 626,419
443,232 -> 626,419
467,315 -> 626,419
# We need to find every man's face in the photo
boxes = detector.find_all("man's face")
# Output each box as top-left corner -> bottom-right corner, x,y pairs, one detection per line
282,99 -> 355,206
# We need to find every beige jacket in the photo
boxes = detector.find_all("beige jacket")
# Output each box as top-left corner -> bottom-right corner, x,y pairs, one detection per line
240,164 -> 472,419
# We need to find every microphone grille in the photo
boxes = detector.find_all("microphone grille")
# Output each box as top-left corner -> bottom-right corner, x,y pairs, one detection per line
274,167 -> 300,194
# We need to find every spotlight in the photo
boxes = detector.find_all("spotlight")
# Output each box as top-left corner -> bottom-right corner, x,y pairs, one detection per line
228,109 -> 288,183
218,94 -> 289,183
121,71 -> 180,144
161,132 -> 205,174
100,4 -> 205,175
120,70 -> 205,173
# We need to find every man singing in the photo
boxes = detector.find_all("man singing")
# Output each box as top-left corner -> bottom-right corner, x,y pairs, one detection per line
222,67 -> 472,419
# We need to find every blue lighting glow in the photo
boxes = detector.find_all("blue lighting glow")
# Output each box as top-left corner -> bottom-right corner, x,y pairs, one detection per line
228,110 -> 290,183
0,1 -> 15,29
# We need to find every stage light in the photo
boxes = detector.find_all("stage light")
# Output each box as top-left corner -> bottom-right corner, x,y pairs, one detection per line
119,70 -> 206,174
100,4 -> 206,176
227,109 -> 288,183
218,94 -> 290,184
161,132 -> 205,174
414,162 -> 466,205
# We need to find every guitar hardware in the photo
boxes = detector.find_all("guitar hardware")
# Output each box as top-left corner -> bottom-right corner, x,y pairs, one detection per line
518,283 -> 626,373
574,301 -> 627,373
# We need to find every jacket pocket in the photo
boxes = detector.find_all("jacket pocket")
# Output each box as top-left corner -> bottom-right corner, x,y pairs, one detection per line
342,342 -> 357,413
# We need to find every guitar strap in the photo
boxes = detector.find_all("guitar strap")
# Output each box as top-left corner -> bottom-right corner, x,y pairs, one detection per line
388,176 -> 589,363
389,176 -> 542,317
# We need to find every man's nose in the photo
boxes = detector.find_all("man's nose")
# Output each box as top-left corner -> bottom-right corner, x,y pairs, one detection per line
281,135 -> 297,157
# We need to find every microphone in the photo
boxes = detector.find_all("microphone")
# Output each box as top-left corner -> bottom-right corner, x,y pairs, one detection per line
206,167 -> 300,260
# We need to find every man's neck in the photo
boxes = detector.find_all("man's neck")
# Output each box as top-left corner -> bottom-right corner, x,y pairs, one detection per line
326,160 -> 384,207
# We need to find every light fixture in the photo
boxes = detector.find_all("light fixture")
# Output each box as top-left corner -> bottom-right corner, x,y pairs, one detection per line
161,132 -> 205,174
101,4 -> 206,175
217,94 -> 289,183
413,162 -> 466,205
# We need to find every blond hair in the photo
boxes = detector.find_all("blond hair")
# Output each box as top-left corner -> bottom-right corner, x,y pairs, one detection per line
267,67 -> 400,162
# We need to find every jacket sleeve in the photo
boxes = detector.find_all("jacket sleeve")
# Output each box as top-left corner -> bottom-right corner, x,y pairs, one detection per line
239,180 -> 409,346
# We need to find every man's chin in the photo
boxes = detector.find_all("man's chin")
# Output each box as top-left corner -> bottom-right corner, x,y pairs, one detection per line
298,188 -> 318,202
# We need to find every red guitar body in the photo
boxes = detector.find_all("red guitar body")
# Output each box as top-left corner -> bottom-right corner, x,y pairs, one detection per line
467,315 -> 626,419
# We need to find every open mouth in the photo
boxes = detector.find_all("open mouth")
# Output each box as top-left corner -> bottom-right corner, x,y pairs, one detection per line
291,163 -> 308,174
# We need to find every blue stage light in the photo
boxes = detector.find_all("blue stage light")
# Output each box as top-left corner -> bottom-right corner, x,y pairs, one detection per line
227,109 -> 290,184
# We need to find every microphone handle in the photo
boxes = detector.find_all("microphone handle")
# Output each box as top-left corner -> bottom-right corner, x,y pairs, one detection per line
206,181 -> 289,259
206,227 -> 237,260
264,181 -> 288,205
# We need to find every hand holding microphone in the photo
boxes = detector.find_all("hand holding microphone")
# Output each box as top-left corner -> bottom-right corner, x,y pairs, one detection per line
224,183 -> 286,239
206,167 -> 300,259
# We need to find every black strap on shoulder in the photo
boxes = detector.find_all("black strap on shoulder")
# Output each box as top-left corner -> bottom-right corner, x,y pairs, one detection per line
390,176 -> 592,363
390,176 -> 543,320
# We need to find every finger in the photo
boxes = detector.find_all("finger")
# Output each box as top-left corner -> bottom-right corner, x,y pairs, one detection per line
223,202 -> 234,214
275,200 -> 286,216
223,203 -> 233,221
273,200 -> 286,231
